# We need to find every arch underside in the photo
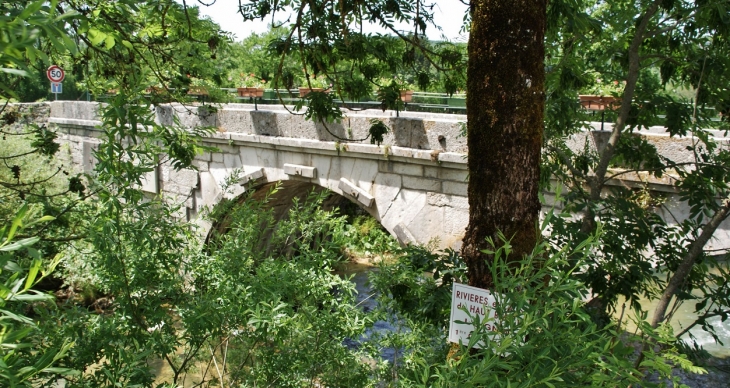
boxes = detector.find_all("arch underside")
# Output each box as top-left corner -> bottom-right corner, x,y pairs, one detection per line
204,180 -> 387,252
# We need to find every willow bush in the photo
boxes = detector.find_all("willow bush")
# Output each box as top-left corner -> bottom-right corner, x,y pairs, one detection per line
368,212 -> 704,387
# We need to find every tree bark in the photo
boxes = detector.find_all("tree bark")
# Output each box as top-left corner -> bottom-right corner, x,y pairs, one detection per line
461,0 -> 546,289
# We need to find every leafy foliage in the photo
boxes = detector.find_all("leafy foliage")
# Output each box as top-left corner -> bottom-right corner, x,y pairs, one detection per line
369,217 -> 704,387
341,212 -> 401,258
189,190 -> 371,387
0,205 -> 76,387
368,119 -> 390,146
3,0 -> 730,385
544,0 -> 730,348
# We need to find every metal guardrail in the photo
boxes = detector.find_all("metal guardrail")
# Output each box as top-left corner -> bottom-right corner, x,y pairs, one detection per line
218,88 -> 467,114
220,88 -> 466,113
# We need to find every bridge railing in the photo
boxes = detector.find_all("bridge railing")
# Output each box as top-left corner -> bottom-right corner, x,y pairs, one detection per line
102,87 -> 729,126
219,89 -> 468,114
91,87 -> 469,115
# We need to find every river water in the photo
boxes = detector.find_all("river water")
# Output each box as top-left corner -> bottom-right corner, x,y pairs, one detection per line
338,261 -> 730,358
614,258 -> 730,358
616,295 -> 730,358
336,262 -> 401,362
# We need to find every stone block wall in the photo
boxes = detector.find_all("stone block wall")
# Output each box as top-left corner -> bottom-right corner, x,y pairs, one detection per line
153,103 -> 469,154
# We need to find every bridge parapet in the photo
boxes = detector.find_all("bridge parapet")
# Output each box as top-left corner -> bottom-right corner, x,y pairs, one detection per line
48,101 -> 729,173
49,101 -> 469,153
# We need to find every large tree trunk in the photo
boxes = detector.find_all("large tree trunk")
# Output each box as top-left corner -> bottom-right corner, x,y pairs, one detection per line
461,1 -> 546,289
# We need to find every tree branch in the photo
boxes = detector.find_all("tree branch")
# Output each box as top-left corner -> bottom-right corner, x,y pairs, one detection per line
581,0 -> 664,233
548,144 -> 585,180
651,197 -> 730,328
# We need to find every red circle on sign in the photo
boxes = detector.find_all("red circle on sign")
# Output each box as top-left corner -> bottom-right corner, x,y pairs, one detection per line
47,65 -> 65,83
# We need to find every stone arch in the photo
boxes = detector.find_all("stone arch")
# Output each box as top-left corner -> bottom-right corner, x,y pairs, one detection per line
203,179 -> 394,254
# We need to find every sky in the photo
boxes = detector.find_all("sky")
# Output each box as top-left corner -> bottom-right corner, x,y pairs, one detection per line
180,0 -> 469,42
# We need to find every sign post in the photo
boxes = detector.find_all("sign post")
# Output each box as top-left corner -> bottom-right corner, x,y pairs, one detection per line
47,65 -> 65,100
448,282 -> 500,349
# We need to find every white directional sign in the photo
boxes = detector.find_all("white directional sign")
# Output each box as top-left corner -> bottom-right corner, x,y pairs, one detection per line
46,65 -> 65,83
448,282 -> 500,348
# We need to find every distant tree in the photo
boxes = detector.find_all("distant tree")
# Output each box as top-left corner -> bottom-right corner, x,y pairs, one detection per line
222,26 -> 298,89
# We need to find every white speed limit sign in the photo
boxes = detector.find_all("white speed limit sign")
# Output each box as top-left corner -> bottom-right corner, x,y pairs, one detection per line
46,65 -> 65,83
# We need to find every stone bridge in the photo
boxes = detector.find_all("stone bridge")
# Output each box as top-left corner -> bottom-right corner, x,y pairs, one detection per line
47,101 -> 470,249
37,101 -> 730,251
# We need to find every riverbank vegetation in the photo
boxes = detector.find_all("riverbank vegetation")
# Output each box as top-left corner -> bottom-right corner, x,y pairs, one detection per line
3,0 -> 730,386
0,101 -> 719,386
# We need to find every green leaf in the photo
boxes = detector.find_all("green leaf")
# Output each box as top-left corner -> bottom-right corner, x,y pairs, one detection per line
24,258 -> 42,290
0,308 -> 35,325
25,43 -> 37,63
0,326 -> 34,344
4,204 -> 29,244
42,367 -> 79,376
18,0 -> 44,19
8,291 -> 53,302
104,35 -> 116,50
0,68 -> 29,77
43,253 -> 63,277
4,260 -> 21,273
61,34 -> 78,54
25,215 -> 55,229
88,28 -> 107,47
0,237 -> 39,252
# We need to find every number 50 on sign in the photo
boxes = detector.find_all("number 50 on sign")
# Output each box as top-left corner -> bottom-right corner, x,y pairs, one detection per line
47,65 -> 65,83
